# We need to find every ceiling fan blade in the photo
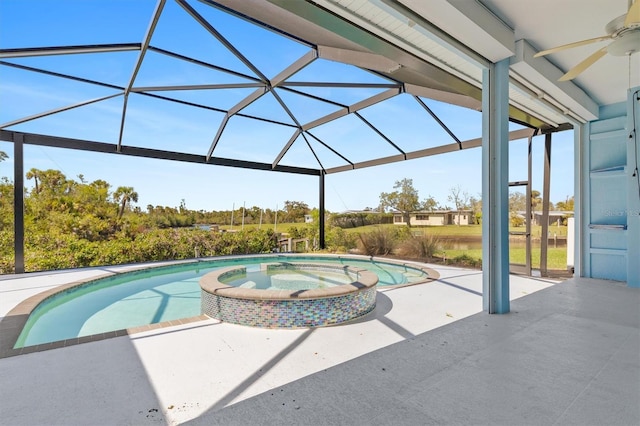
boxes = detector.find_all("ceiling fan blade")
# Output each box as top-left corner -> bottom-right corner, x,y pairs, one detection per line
624,0 -> 640,26
534,35 -> 612,57
558,47 -> 608,81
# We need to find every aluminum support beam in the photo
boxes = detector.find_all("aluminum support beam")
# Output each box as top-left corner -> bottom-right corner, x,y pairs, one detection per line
207,114 -> 230,161
207,86 -> 267,160
141,92 -> 227,114
272,128 -> 302,169
482,58 -> 510,314
177,0 -> 268,82
301,132 -> 324,170
317,45 -> 401,73
270,50 -> 317,87
117,0 -> 166,152
268,89 -> 302,127
413,95 -> 462,149
266,0 -> 483,103
131,83 -> 265,92
0,61 -> 124,91
148,46 -> 260,81
228,87 -> 268,116
298,88 -> 400,132
305,131 -> 353,167
540,133 -> 552,277
281,82 -> 400,89
278,87 -> 347,108
319,171 -> 326,249
302,109 -> 349,131
348,88 -> 400,113
13,133 -> 24,274
324,127 -> 533,174
0,43 -> 142,58
354,112 -> 405,157
0,93 -> 122,129
0,130 -> 321,176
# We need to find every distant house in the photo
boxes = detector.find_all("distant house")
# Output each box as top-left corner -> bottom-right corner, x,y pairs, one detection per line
304,214 -> 314,223
393,210 -> 473,226
515,211 -> 574,226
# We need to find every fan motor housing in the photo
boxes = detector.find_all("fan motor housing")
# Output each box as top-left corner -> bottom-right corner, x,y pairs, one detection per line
607,30 -> 640,56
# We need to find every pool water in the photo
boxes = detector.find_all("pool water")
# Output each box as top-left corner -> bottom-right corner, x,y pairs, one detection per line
222,269 -> 354,290
15,255 -> 429,348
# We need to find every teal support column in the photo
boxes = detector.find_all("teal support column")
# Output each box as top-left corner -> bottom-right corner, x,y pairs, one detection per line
574,123 -> 587,278
482,59 -> 510,313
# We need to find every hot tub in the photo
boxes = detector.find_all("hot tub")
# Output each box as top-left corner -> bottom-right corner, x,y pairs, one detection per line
200,262 -> 378,328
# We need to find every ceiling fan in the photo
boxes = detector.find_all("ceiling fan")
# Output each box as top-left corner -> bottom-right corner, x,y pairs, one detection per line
534,0 -> 640,81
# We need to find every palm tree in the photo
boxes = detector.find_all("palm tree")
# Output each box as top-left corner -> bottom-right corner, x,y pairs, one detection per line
26,168 -> 41,194
530,189 -> 542,220
0,151 -> 7,162
113,186 -> 139,219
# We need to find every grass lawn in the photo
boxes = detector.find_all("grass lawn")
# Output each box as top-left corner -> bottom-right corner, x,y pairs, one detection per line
434,247 -> 568,270
215,221 -> 569,270
217,222 -> 568,239
342,223 -> 568,238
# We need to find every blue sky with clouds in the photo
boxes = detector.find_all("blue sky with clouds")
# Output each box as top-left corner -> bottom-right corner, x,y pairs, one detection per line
0,0 -> 575,212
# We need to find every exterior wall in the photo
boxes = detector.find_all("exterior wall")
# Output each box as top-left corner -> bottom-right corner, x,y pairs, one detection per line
531,212 -> 572,226
582,88 -> 639,287
451,212 -> 471,225
393,211 -> 472,226
413,213 -> 446,226
627,88 -> 640,287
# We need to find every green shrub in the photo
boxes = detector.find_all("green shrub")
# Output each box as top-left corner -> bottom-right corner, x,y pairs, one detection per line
449,253 -> 482,268
325,226 -> 357,253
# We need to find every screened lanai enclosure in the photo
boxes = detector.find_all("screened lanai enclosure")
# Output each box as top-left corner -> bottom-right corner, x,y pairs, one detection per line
3,0 -> 637,313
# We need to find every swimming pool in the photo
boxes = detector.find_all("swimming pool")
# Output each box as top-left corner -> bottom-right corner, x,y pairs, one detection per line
12,254 -> 437,348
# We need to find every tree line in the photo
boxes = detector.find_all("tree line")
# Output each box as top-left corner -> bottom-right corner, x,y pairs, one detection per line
0,167 -> 317,273
378,178 -> 573,227
0,152 -> 576,272
378,178 -> 483,227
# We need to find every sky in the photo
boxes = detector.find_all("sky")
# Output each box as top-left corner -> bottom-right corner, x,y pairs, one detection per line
0,0 -> 575,213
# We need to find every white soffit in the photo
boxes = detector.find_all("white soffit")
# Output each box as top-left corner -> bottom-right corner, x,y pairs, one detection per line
508,85 -> 565,128
314,0 -> 571,127
317,0 -> 484,88
399,0 -> 514,62
401,0 -> 596,122
306,0 -> 598,127
511,40 -> 598,123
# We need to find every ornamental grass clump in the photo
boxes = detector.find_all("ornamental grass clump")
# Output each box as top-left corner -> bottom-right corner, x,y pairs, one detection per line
356,227 -> 398,256
396,234 -> 441,259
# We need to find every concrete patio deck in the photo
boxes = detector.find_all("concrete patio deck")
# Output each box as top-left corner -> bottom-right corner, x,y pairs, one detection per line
0,262 -> 638,425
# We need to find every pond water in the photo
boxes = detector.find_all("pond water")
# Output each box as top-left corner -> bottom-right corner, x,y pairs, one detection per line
440,237 -> 567,251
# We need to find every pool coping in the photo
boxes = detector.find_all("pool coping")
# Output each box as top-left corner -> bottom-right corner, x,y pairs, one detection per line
0,254 -> 439,358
